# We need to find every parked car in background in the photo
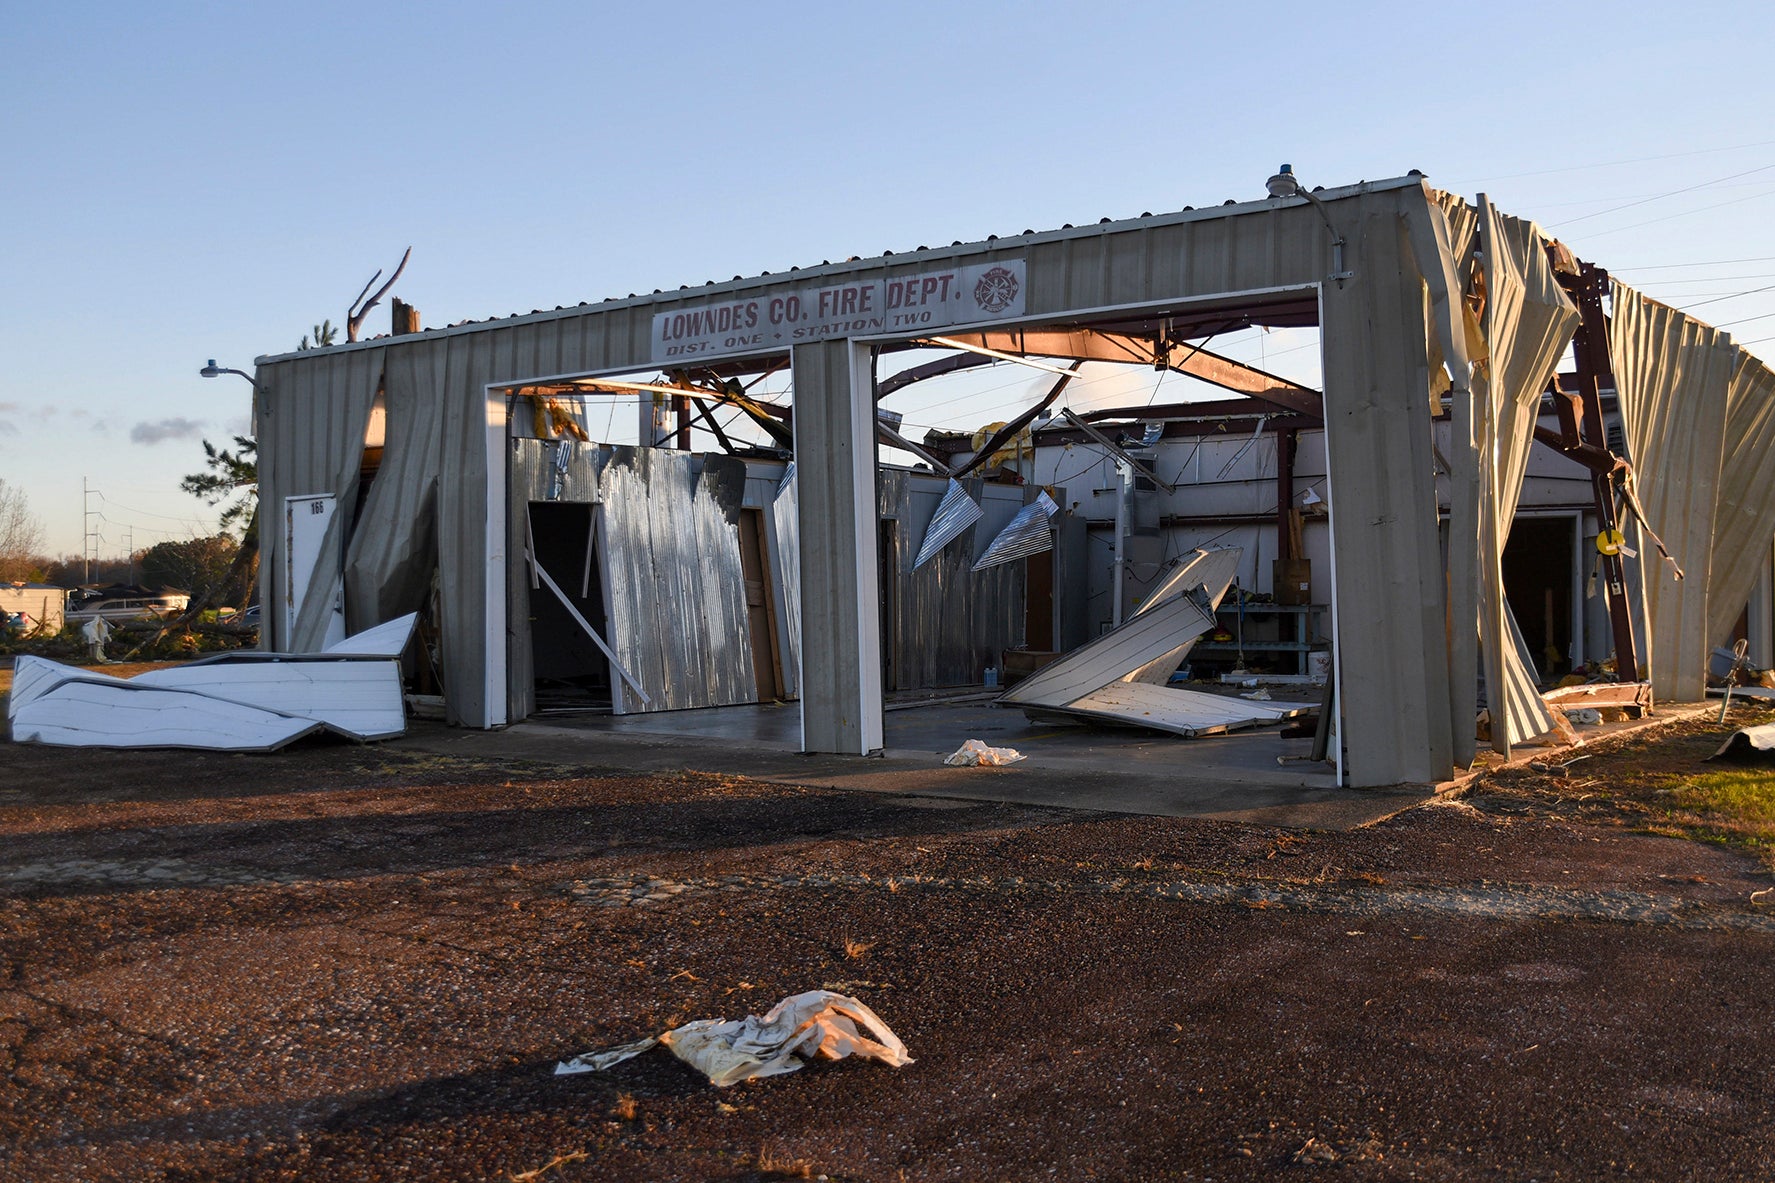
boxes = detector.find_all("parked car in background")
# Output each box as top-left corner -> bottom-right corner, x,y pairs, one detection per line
65,591 -> 191,624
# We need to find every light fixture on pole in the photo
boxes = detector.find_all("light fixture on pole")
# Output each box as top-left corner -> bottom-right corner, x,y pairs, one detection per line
201,359 -> 268,420
199,359 -> 259,387
1264,165 -> 1352,287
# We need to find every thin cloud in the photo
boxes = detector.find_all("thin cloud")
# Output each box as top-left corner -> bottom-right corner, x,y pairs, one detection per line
130,417 -> 206,445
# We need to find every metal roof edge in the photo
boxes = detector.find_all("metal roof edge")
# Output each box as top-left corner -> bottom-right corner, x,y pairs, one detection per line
255,173 -> 1428,367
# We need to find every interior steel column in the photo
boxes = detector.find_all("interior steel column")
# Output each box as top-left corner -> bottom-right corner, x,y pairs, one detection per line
790,339 -> 885,754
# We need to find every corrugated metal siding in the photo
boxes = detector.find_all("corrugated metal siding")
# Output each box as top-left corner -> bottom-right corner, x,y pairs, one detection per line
1609,284 -> 1743,701
1475,202 -> 1575,752
972,492 -> 1058,571
1419,189 -> 1481,769
1708,353 -> 1775,644
344,342 -> 446,634
882,472 -> 1027,689
912,479 -> 983,568
256,346 -> 384,653
597,447 -> 755,713
770,463 -> 802,697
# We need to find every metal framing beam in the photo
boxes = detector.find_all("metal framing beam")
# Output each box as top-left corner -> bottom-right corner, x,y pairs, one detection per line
933,327 -> 1324,418
1555,259 -> 1640,681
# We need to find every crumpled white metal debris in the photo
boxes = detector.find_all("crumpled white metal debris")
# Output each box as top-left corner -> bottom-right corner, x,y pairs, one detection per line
1711,722 -> 1775,761
7,614 -> 417,751
554,990 -> 912,1088
943,738 -> 1026,767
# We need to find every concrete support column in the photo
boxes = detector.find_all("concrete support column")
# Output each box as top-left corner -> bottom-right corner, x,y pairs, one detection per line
1319,206 -> 1455,786
791,339 -> 884,754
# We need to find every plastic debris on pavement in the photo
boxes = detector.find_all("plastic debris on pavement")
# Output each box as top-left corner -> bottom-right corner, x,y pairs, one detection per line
943,739 -> 1026,767
554,990 -> 913,1088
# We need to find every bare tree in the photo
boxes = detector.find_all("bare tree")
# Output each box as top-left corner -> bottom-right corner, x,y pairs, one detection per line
346,247 -> 412,342
0,478 -> 46,582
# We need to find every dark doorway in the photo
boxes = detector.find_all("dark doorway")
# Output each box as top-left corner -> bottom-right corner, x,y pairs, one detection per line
737,508 -> 784,701
1026,549 -> 1055,652
526,502 -> 611,707
1502,515 -> 1575,680
879,519 -> 898,690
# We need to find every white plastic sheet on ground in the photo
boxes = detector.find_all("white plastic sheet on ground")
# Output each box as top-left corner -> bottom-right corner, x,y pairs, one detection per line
942,739 -> 1026,767
554,990 -> 912,1088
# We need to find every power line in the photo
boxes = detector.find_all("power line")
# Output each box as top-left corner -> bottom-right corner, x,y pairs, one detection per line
1611,256 -> 1775,272
95,491 -> 210,525
1675,282 -> 1775,312
1546,162 -> 1775,228
1567,186 -> 1775,241
1630,272 -> 1775,285
1514,183 -> 1775,210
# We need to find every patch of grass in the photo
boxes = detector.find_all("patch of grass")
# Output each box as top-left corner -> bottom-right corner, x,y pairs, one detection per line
1670,771 -> 1775,826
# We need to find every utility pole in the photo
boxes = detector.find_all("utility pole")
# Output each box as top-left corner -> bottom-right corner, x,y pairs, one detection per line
82,478 -> 100,584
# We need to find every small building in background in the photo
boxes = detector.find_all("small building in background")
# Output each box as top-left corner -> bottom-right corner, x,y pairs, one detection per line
1,583 -> 69,634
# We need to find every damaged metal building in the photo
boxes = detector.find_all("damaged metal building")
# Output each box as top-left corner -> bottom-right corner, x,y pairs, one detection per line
251,171 -> 1775,787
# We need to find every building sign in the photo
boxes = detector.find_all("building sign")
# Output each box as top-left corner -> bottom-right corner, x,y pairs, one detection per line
651,259 -> 1026,363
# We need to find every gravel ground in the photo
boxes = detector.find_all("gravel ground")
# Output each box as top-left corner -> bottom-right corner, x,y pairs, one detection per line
3,736 -> 1775,1181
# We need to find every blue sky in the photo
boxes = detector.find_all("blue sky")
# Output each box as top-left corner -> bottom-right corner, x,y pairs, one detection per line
4,1 -> 1772,556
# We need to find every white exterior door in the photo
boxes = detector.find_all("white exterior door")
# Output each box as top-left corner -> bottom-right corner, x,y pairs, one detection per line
284,494 -> 346,651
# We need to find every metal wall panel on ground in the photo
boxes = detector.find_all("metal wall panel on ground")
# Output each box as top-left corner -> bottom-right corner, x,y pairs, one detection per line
1609,284 -> 1740,701
1474,201 -> 1577,752
999,585 -> 1218,707
1037,681 -> 1308,737
1123,547 -> 1243,685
